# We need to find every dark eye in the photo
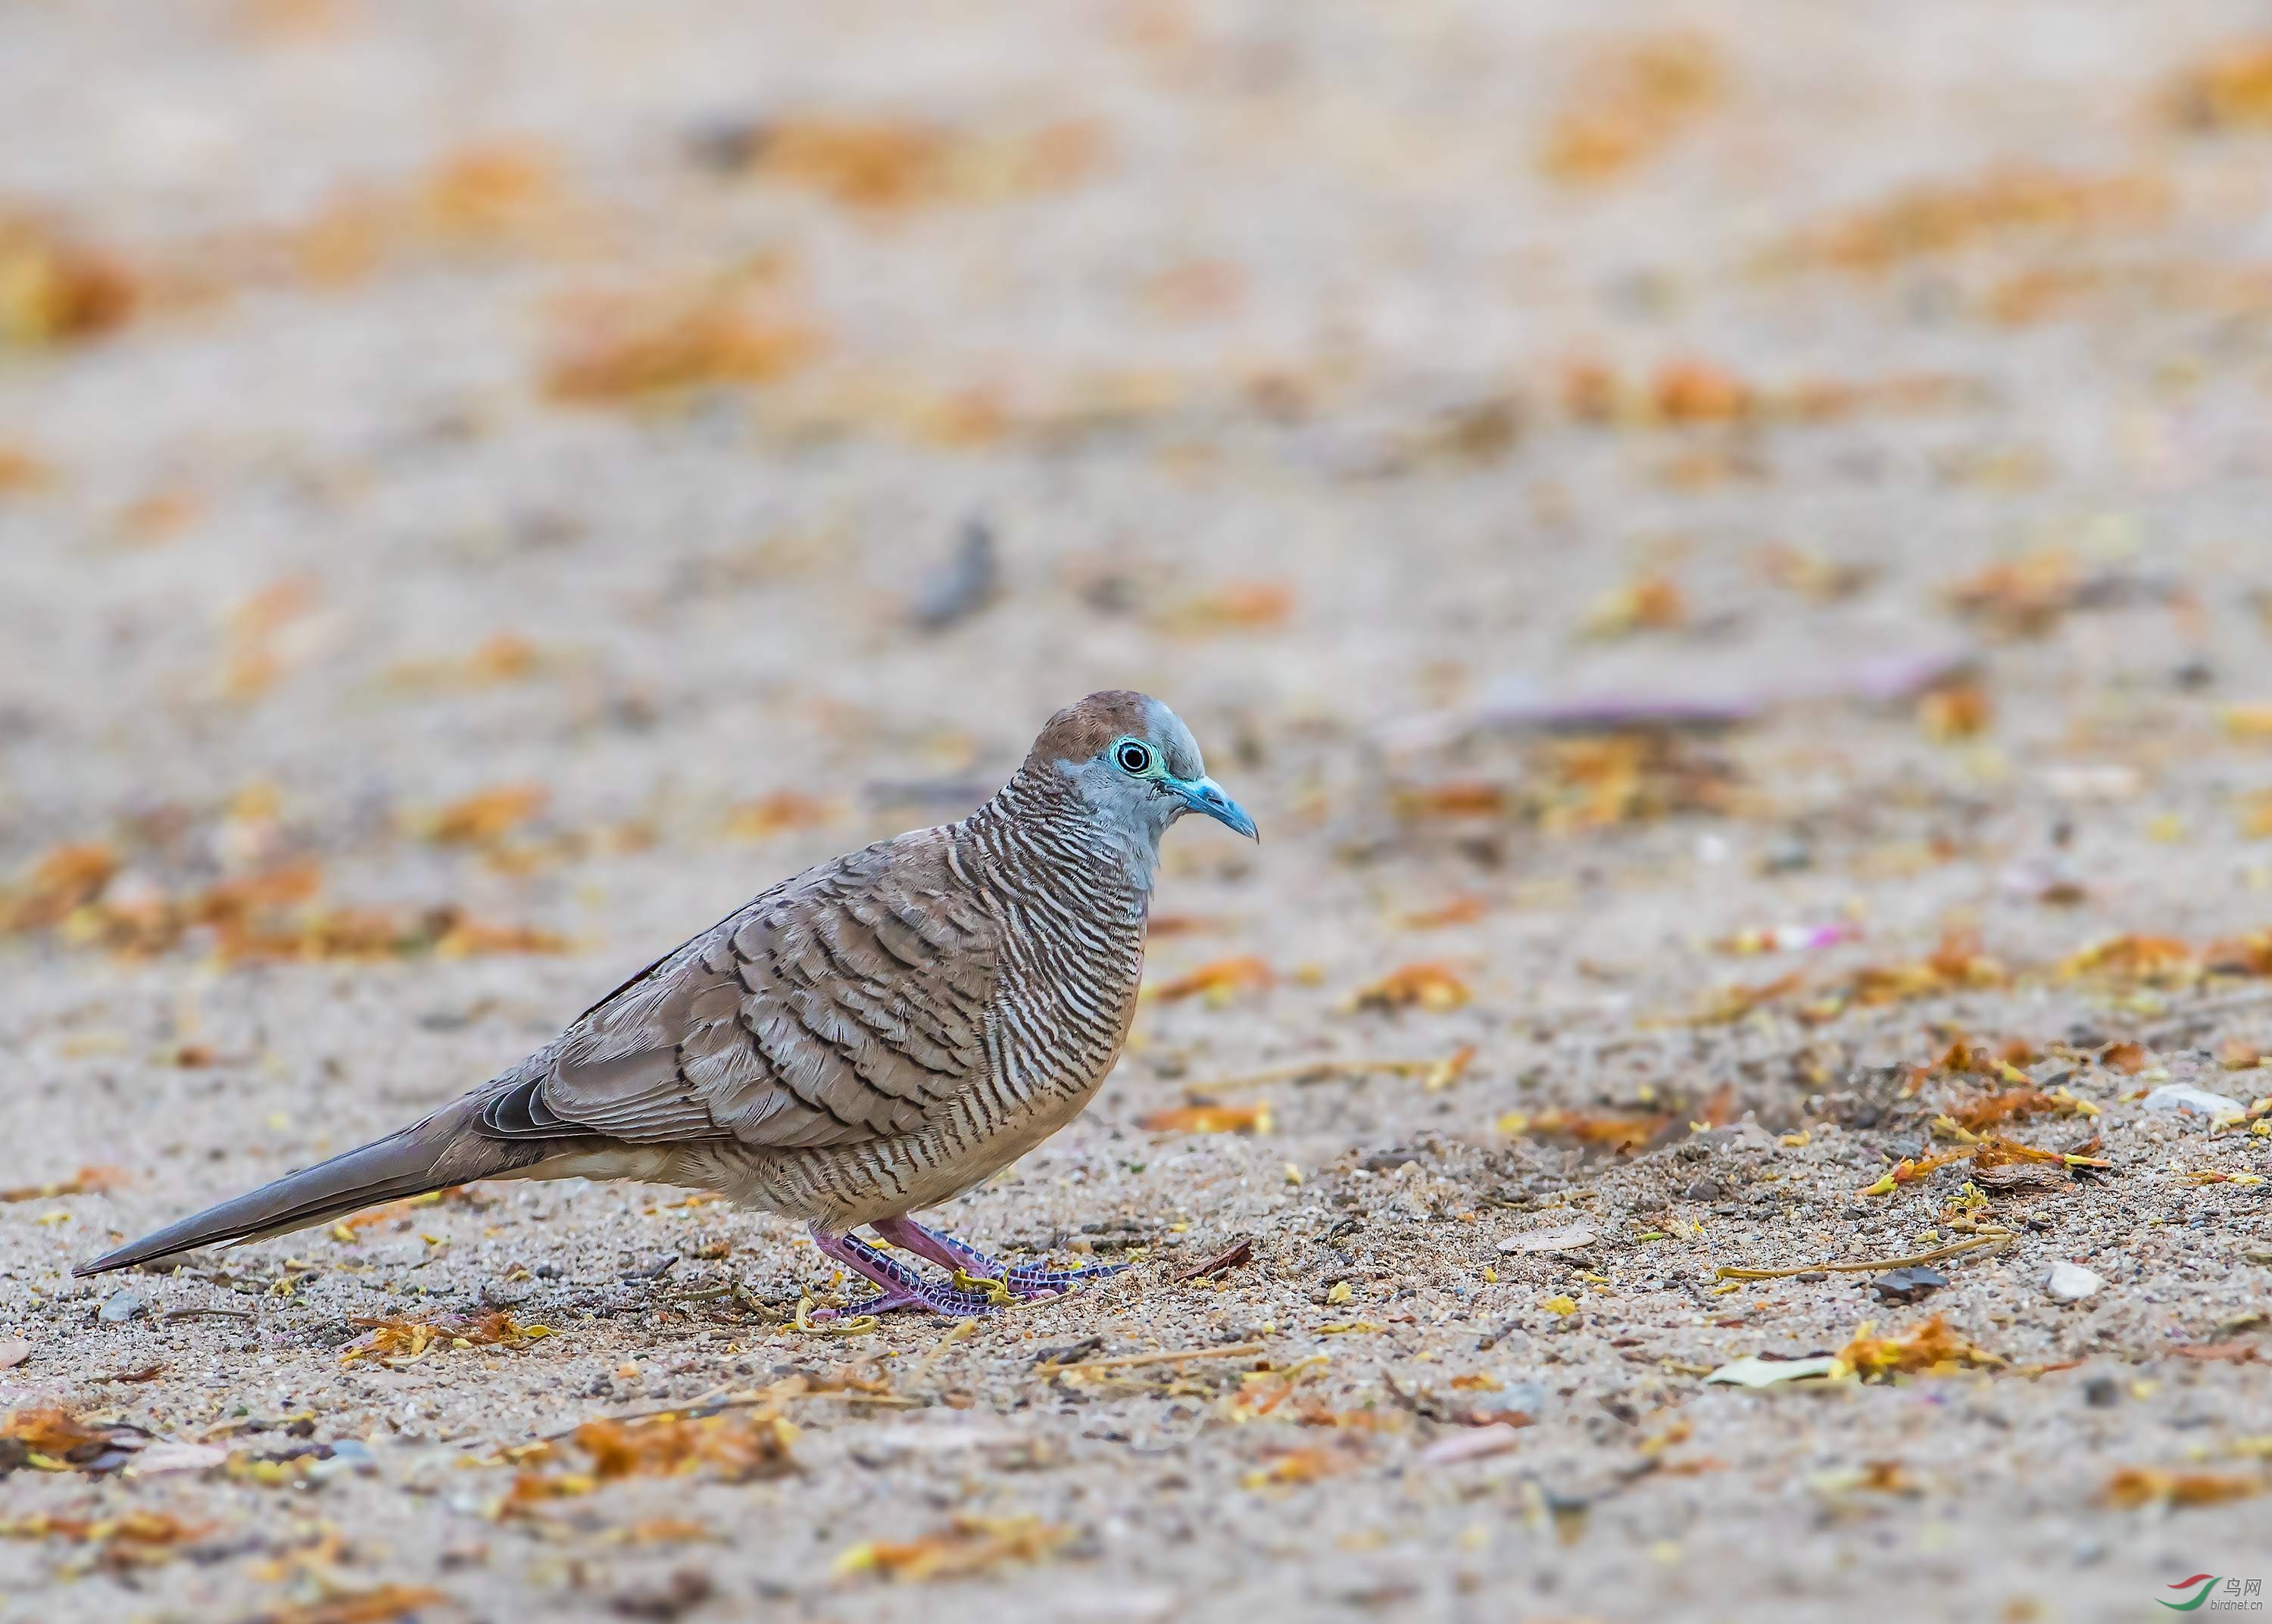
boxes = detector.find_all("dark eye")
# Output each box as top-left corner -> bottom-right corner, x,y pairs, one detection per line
1115,740 -> 1153,775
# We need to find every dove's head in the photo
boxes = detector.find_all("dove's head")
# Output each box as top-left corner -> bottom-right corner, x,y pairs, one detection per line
1022,690 -> 1257,882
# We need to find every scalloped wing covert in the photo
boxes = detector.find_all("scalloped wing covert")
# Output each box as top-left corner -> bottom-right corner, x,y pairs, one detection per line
479,831 -> 998,1150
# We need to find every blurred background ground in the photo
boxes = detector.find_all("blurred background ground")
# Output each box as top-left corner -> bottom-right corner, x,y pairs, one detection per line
5,2 -> 2272,1619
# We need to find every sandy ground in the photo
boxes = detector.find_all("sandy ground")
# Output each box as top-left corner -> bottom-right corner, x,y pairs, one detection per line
6,2 -> 2272,1619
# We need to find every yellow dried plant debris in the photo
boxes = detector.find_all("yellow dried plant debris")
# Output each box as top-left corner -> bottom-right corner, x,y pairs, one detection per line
337,1310 -> 552,1367
2102,1466 -> 2265,1509
832,1513 -> 1072,1582
1775,169 -> 2166,273
1837,1314 -> 2003,1378
1344,962 -> 1471,1013
542,283 -> 822,403
742,117 -> 1102,209
1149,955 -> 1274,1002
0,210 -> 136,345
411,784 -> 548,846
1138,1101 -> 1272,1136
0,843 -> 566,964
1541,33 -> 1722,183
0,1509 -> 212,1566
2165,39 -> 2272,132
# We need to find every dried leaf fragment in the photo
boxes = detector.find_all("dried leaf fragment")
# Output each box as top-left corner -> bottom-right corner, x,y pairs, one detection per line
328,1186 -> 476,1242
0,1509 -> 212,1567
413,784 -> 548,846
1837,1314 -> 2002,1379
741,117 -> 1102,209
1581,572 -> 1687,638
833,1514 -> 1072,1582
1776,168 -> 2165,274
2102,1467 -> 2264,1509
1858,1150 -> 1974,1196
1499,1108 -> 1671,1152
723,790 -> 834,842
544,283 -> 821,403
1149,955 -> 1273,1002
0,1164 -> 127,1204
1918,682 -> 1992,740
1344,962 -> 1471,1013
0,843 -> 121,934
1153,581 -> 1294,636
2058,934 -> 2199,987
386,632 -> 541,691
1540,32 -> 1722,183
1138,1101 -> 1272,1136
0,211 -> 136,345
248,1585 -> 451,1624
2165,40 -> 2272,132
338,1310 -> 552,1367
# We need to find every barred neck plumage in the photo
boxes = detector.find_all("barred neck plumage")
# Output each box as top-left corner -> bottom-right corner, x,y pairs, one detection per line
959,766 -> 1156,918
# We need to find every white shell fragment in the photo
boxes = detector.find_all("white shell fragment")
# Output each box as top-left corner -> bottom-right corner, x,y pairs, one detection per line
2043,1261 -> 2105,1303
2142,1084 -> 2246,1120
1416,1424 -> 1528,1467
1497,1223 -> 1599,1253
1703,1354 -> 1843,1387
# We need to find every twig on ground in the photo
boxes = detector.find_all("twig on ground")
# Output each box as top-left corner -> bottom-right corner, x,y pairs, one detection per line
1186,1058 -> 1467,1093
1044,1340 -> 1266,1376
1714,1230 -> 2016,1283
1175,1237 -> 1253,1282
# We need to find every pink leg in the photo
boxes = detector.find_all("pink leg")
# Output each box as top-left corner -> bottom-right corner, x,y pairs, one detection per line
809,1223 -> 1000,1317
872,1215 -> 1000,1276
872,1217 -> 1127,1298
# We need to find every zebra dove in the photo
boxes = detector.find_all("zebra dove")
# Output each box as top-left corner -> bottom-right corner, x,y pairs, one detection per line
80,691 -> 1256,1315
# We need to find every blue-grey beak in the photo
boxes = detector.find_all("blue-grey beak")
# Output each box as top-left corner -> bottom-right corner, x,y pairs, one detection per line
1178,776 -> 1259,841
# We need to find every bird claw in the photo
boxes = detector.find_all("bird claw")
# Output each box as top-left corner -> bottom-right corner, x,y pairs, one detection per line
950,1267 -> 1015,1306
1004,1258 -> 1129,1295
828,1221 -> 1128,1316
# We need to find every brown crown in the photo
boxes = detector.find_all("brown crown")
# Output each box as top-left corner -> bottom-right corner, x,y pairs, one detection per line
1025,690 -> 1153,769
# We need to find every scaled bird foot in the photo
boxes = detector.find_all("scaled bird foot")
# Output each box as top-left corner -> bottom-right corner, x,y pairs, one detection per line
812,1223 -> 1006,1317
1003,1257 -> 1129,1295
870,1217 -> 1128,1301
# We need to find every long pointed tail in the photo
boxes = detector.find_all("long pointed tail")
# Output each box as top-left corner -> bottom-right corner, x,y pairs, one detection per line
76,1099 -> 546,1276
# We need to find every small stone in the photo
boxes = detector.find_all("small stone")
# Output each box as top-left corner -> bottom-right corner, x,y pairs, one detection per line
2083,1376 -> 2121,1408
1416,1424 -> 1527,1467
306,1439 -> 377,1482
1871,1266 -> 1948,1301
1498,1223 -> 1597,1254
1683,1179 -> 1723,1202
2142,1084 -> 2245,1120
98,1291 -> 146,1323
1492,1379 -> 1550,1420
1759,836 -> 1813,874
2043,1261 -> 2105,1303
0,1339 -> 27,1370
1704,1354 -> 1843,1388
909,518 -> 1000,631
126,1441 -> 228,1476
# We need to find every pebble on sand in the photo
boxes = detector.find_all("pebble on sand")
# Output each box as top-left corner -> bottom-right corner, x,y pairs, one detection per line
2142,1083 -> 2246,1119
2043,1261 -> 2105,1303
